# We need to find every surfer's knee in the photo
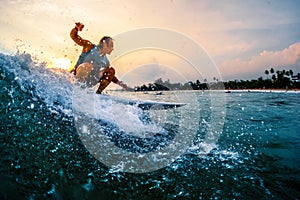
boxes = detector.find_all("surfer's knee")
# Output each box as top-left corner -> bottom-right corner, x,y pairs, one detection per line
106,67 -> 115,76
103,67 -> 115,81
75,63 -> 93,81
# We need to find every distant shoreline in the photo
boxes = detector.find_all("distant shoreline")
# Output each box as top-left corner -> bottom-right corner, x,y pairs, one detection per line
110,89 -> 300,94
224,89 -> 300,93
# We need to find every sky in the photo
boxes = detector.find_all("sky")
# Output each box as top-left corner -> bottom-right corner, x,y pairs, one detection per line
0,0 -> 299,86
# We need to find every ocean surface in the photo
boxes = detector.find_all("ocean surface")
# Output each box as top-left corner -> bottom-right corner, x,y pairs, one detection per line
1,53 -> 300,199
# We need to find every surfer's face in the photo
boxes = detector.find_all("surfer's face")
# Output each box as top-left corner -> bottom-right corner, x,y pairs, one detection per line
103,39 -> 114,55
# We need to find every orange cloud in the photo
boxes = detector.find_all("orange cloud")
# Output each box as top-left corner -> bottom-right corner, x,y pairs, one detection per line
219,42 -> 300,78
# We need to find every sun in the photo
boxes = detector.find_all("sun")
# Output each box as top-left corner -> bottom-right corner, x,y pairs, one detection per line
52,58 -> 72,70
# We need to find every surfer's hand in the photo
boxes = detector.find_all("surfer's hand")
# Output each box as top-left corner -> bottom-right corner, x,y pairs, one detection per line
118,81 -> 128,91
75,22 -> 84,31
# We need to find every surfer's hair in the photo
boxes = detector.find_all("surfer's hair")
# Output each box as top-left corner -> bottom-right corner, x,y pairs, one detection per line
98,36 -> 112,48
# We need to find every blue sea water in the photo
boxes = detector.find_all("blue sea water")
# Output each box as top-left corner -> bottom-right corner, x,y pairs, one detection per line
1,53 -> 299,199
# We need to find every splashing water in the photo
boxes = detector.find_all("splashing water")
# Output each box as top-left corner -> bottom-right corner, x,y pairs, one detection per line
1,52 -> 299,199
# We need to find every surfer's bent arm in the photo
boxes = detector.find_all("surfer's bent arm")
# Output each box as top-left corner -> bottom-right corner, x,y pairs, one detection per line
70,26 -> 94,52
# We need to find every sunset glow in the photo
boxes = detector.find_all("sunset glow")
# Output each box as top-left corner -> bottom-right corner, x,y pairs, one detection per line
0,0 -> 299,83
51,58 -> 72,70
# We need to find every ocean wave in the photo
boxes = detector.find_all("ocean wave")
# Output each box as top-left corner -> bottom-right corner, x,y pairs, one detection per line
1,52 -> 178,154
1,52 -> 74,117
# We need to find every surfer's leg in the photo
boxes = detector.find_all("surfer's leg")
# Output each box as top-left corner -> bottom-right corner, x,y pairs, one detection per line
75,63 -> 93,82
71,52 -> 89,75
96,67 -> 115,94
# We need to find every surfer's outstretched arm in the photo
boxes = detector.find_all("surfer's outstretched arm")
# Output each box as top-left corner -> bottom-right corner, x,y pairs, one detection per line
96,67 -> 128,94
116,80 -> 128,91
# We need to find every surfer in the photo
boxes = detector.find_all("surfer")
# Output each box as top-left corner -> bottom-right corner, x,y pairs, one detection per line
70,22 -> 128,94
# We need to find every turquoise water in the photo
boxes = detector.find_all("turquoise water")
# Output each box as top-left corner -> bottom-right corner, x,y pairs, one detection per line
1,53 -> 299,199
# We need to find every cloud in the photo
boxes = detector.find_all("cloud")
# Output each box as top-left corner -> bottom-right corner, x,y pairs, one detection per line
219,42 -> 300,80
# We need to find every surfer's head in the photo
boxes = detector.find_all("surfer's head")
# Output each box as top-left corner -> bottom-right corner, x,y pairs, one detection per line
98,36 -> 114,54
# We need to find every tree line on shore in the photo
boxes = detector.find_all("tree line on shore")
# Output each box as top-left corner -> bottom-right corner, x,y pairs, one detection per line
133,68 -> 300,91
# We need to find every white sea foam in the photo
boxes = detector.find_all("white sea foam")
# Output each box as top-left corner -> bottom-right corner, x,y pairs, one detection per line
1,53 -> 74,116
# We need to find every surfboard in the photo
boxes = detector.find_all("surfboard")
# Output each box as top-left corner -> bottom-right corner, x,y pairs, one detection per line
98,94 -> 186,110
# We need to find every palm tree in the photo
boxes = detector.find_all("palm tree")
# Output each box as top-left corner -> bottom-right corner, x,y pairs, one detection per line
289,70 -> 294,77
276,70 -> 280,78
286,70 -> 290,77
265,69 -> 269,79
282,70 -> 286,76
272,74 -> 276,83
